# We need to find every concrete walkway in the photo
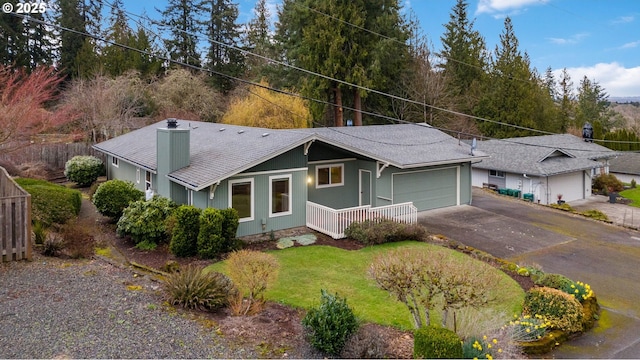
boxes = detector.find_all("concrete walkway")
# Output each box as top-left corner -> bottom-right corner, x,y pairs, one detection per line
418,188 -> 640,359
571,194 -> 640,229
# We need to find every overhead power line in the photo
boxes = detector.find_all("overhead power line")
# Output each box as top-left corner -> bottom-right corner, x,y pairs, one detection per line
12,10 -> 639,147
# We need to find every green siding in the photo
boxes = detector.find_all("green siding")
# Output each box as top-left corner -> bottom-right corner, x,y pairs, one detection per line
307,159 -> 360,209
245,146 -> 306,172
206,169 -> 307,237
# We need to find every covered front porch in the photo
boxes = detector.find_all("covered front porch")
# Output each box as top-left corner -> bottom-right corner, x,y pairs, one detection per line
306,201 -> 418,239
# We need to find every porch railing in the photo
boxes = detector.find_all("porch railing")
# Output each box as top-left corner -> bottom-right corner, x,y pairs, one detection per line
306,201 -> 418,239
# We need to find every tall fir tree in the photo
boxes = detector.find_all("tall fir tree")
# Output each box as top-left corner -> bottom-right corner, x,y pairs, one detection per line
159,0 -> 206,68
56,0 -> 87,78
24,11 -> 54,69
275,0 -> 410,126
204,0 -> 244,93
558,68 -> 575,132
0,1 -> 29,68
244,0 -> 272,81
102,0 -> 134,76
576,76 -> 620,135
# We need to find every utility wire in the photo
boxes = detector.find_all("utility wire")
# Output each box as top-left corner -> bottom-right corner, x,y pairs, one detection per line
14,10 -> 638,147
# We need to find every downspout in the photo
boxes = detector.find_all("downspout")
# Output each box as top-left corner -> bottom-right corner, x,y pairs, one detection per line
546,176 -> 550,205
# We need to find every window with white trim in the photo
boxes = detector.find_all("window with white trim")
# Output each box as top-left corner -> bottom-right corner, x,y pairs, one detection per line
145,171 -> 152,190
111,156 -> 119,167
489,170 -> 506,178
269,175 -> 292,217
316,164 -> 344,188
229,178 -> 254,222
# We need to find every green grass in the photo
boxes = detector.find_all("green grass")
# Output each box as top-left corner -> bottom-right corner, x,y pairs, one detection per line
206,241 -> 524,330
620,187 -> 640,207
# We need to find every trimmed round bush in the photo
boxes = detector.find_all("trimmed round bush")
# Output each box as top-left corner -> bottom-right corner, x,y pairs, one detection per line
302,289 -> 359,356
593,173 -> 623,193
220,207 -> 240,245
197,208 -> 225,259
163,265 -> 234,311
523,286 -> 584,333
92,180 -> 144,221
413,326 -> 463,359
169,205 -> 202,257
64,155 -> 104,187
15,178 -> 82,226
116,196 -> 176,244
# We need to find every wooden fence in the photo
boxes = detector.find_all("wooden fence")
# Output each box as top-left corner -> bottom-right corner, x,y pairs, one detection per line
0,166 -> 32,262
0,142 -> 104,170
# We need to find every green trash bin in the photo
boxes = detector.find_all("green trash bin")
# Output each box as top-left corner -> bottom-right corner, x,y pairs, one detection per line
523,193 -> 534,202
498,188 -> 508,195
513,190 -> 521,198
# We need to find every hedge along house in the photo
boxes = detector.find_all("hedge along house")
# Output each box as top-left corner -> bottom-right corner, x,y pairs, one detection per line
471,134 -> 617,205
94,119 -> 485,238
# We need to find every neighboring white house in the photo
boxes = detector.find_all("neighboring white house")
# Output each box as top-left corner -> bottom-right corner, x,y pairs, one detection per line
472,134 -> 617,205
609,152 -> 640,184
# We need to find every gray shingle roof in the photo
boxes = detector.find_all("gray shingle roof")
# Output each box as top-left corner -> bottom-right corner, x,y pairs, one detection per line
609,152 -> 640,175
300,123 -> 485,168
473,134 -> 617,176
94,120 -> 484,190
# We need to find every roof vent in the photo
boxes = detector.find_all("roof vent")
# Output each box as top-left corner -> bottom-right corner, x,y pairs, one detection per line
262,133 -> 269,137
167,118 -> 178,129
219,128 -> 226,132
238,130 -> 245,134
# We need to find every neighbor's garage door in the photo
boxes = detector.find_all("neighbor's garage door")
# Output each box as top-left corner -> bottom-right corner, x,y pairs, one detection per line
393,168 -> 458,211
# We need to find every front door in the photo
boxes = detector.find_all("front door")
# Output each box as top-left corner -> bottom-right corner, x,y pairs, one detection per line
359,169 -> 372,206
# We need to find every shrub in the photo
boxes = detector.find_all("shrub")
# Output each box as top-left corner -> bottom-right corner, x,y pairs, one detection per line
534,273 -> 573,290
42,232 -> 65,256
345,219 -> 427,245
226,249 -> 280,315
413,326 -> 462,359
579,209 -> 609,221
15,178 -> 82,226
33,220 -> 47,245
60,221 -> 95,259
592,173 -> 623,193
632,179 -> 637,189
523,287 -> 584,333
302,289 -> 359,356
197,208 -> 225,259
170,205 -> 202,257
220,207 -> 240,247
92,180 -> 144,221
163,265 -> 234,311
116,196 -> 176,245
340,325 -> 386,359
64,155 -> 104,187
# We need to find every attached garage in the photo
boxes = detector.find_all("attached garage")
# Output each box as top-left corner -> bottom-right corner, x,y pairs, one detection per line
393,167 -> 459,211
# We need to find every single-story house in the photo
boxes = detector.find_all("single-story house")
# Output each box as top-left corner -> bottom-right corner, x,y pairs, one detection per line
471,134 -> 617,205
94,119 -> 486,238
608,152 -> 640,184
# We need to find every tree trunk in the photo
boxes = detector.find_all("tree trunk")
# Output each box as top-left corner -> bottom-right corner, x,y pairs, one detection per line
354,90 -> 362,126
334,86 -> 343,127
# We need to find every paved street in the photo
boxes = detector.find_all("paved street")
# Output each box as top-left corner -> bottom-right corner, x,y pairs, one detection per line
418,188 -> 640,358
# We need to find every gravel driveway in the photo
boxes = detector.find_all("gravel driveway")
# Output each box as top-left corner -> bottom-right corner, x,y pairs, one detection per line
0,255 -> 252,359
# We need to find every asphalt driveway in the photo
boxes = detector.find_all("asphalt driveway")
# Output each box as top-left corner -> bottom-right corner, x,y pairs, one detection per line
418,188 -> 640,358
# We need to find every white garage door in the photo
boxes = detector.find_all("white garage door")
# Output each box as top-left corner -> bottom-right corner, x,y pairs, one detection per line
393,168 -> 458,211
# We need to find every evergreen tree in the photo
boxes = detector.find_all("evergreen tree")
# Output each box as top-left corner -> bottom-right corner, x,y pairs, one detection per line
558,68 -> 575,132
25,11 -> 54,69
57,0 -> 87,78
102,0 -> 134,76
204,0 -> 244,93
244,0 -> 272,80
159,0 -> 206,68
275,0 -> 411,126
475,17 -> 551,137
0,1 -> 29,68
575,76 -> 619,133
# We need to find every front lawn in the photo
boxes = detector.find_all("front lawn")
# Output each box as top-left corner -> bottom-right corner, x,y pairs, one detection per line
206,241 -> 524,330
620,187 -> 640,207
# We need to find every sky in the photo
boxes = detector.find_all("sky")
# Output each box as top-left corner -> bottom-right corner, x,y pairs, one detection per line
123,0 -> 640,98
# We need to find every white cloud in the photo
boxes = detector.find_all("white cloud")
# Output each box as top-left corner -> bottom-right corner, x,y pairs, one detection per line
476,0 -> 547,15
547,33 -> 589,45
555,63 -> 640,97
612,15 -> 635,24
621,40 -> 640,49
